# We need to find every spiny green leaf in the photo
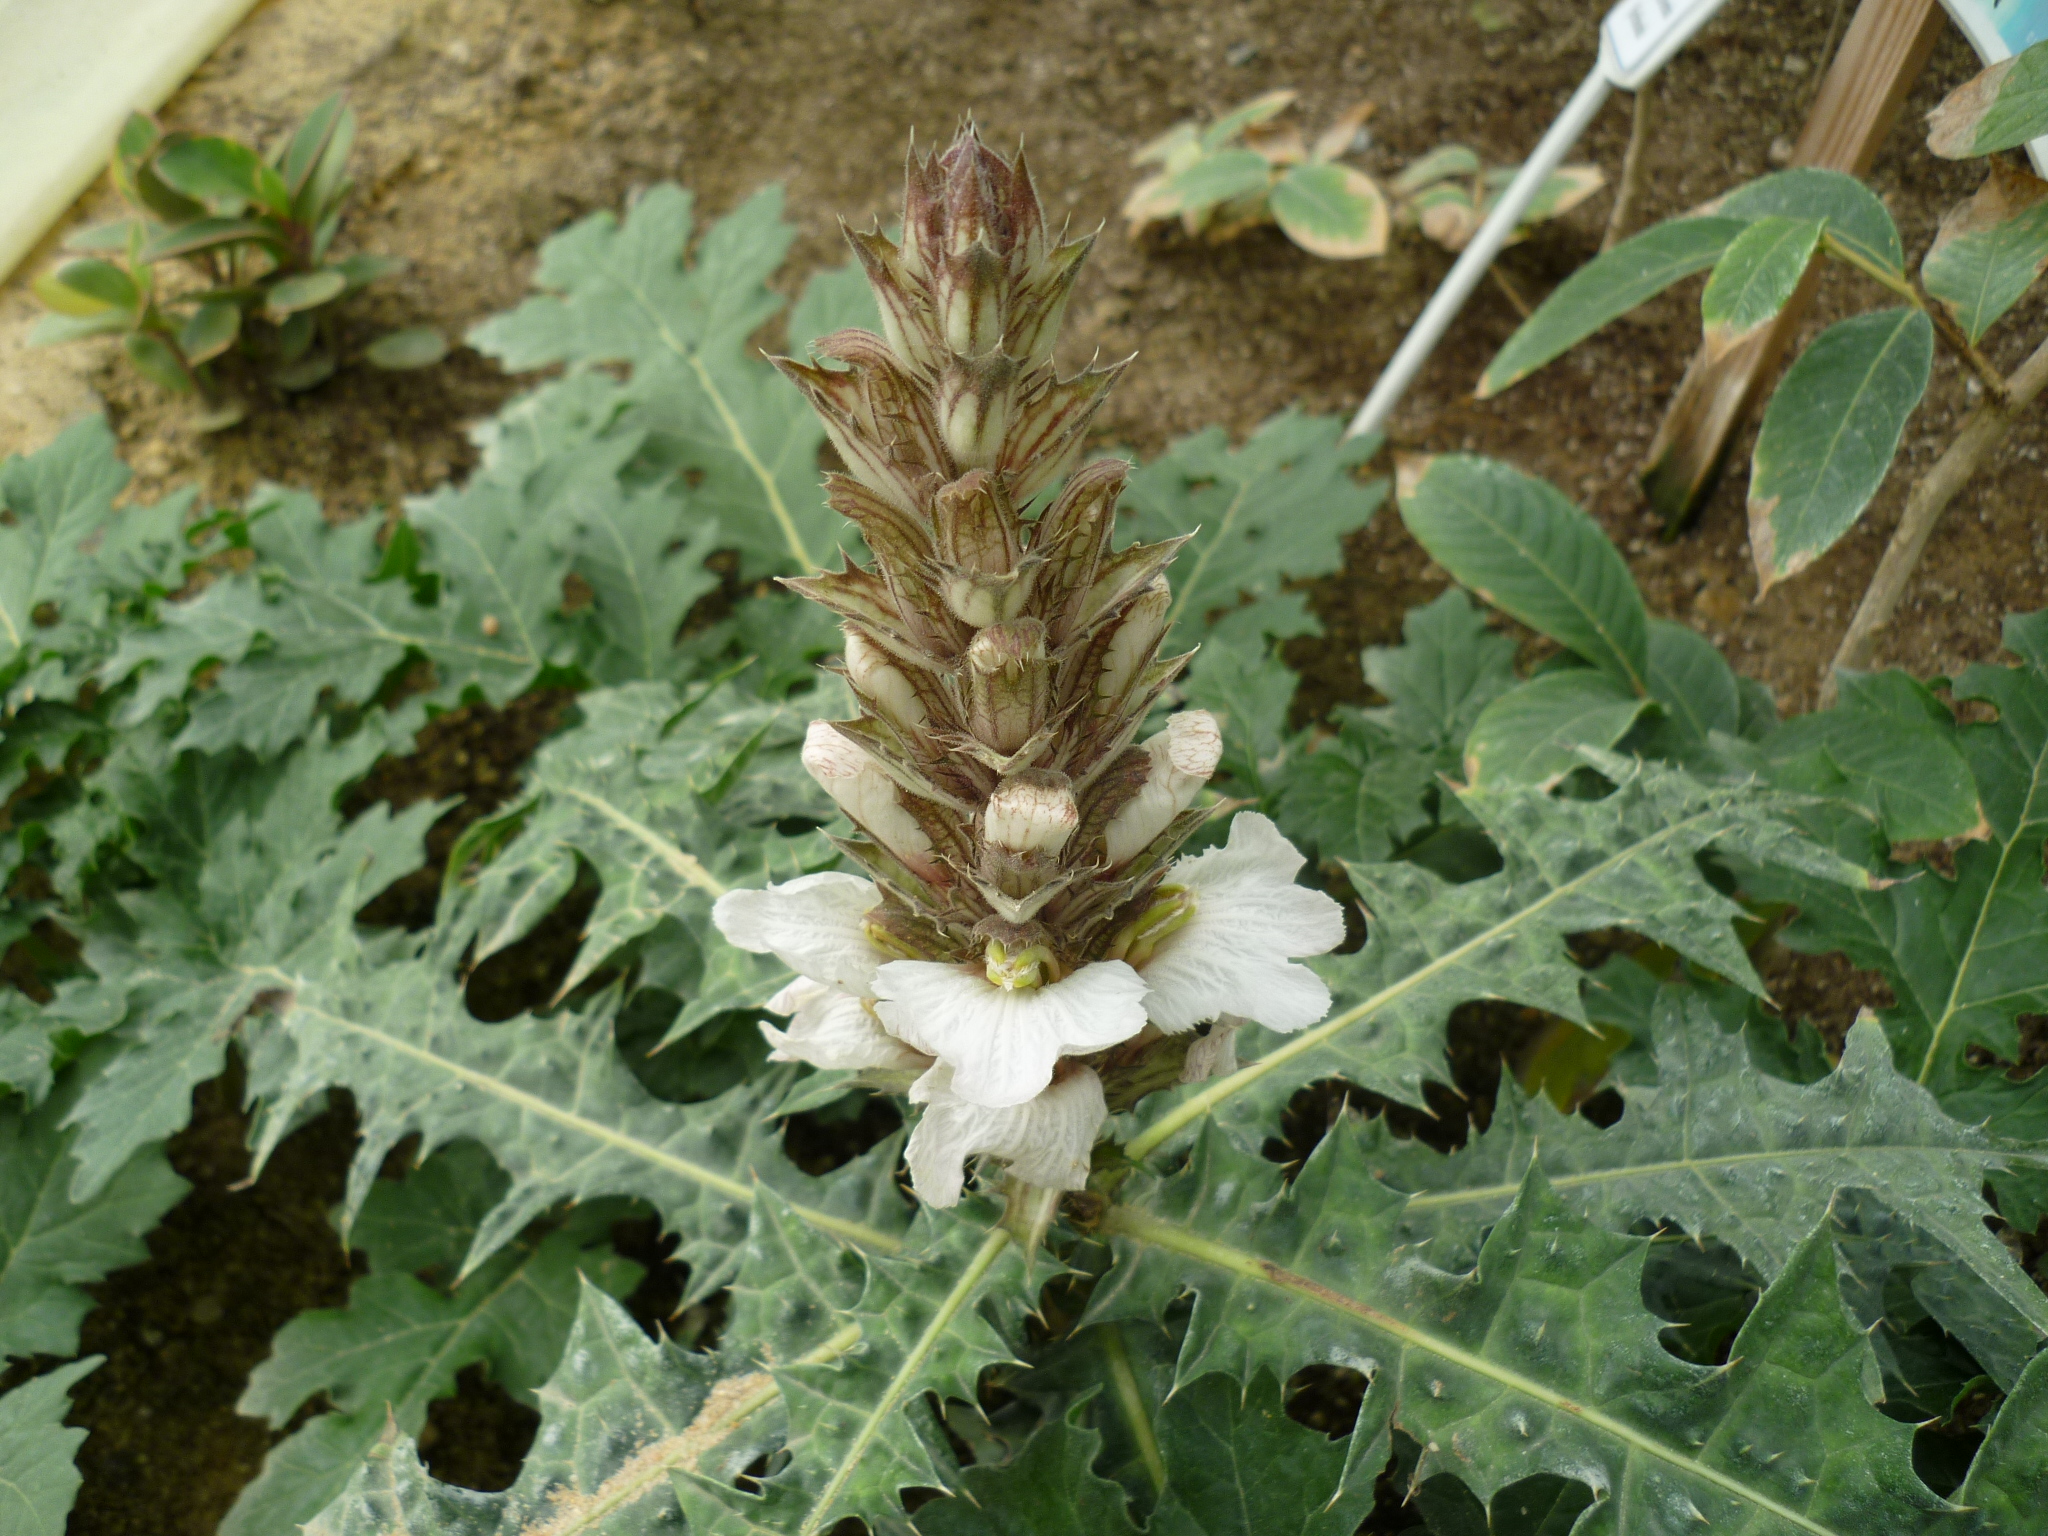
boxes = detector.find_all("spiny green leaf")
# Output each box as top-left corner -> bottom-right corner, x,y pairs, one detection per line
1748,308 -> 1932,590
103,480 -> 557,754
1921,160 -> 2048,344
1827,1186 -> 2041,1404
60,712 -> 439,1197
1092,1130 -> 1951,1534
1346,999 -> 2048,1371
1272,712 -> 1438,866
1119,411 -> 1384,653
222,1146 -> 640,1536
1479,217 -> 1748,397
439,679 -> 835,1032
1132,756 -> 1866,1154
1181,640 -> 1297,797
1749,610 -> 2048,1151
911,1401 -> 1143,1536
469,185 -> 846,578
0,1358 -> 102,1536
1363,589 -> 1517,755
1739,669 -> 1981,842
1958,1345 -> 2048,1530
241,930 -> 909,1292
1146,1371 -> 1375,1536
0,417 -> 132,683
1927,38 -> 2048,158
303,1280 -> 778,1536
1396,455 -> 1647,693
0,1047 -> 186,1360
692,1197 -> 1031,1535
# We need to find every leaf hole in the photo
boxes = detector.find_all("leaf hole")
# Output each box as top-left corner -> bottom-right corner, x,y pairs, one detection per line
1284,1363 -> 1366,1437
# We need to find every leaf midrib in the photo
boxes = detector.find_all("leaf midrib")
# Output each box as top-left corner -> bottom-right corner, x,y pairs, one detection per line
1760,309 -> 1921,539
1105,1205 -> 1845,1536
257,977 -> 899,1255
1917,735 -> 2048,1083
1432,475 -> 1646,693
607,263 -> 820,574
1126,800 -> 1726,1158
1402,1142 -> 2048,1212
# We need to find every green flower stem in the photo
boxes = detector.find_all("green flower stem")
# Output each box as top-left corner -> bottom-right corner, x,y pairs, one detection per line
1099,1324 -> 1167,1495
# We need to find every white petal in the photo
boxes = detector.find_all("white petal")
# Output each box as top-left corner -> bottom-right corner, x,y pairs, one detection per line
1141,813 -> 1346,1033
1102,710 -> 1222,866
905,1064 -> 1107,1207
711,872 -> 881,993
873,959 -> 1149,1108
760,980 -> 931,1072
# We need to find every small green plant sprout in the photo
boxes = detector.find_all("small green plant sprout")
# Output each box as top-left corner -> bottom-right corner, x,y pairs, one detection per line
1121,89 -> 1603,262
1480,36 -> 2048,694
30,94 -> 446,425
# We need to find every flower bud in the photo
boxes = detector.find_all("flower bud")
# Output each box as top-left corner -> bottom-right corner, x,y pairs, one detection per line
932,471 -> 1017,575
843,626 -> 927,730
984,770 -> 1078,856
938,355 -> 1019,469
945,570 -> 1034,629
1102,710 -> 1221,865
1095,576 -> 1171,713
802,720 -> 939,877
967,620 -> 1049,754
936,243 -> 1008,357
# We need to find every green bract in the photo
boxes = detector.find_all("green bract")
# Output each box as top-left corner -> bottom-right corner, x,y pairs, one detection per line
2,166 -> 2043,1536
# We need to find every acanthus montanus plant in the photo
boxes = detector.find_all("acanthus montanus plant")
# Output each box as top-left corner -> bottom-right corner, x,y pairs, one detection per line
712,127 -> 1344,1210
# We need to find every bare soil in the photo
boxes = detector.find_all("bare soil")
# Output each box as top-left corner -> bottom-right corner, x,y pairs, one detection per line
4,0 -> 2043,1527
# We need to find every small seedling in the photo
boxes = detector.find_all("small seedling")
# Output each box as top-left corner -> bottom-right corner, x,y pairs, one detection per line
31,94 -> 447,426
1122,89 -> 1603,259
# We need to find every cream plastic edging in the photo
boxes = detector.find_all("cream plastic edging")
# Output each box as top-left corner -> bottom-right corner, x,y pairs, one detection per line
0,0 -> 264,284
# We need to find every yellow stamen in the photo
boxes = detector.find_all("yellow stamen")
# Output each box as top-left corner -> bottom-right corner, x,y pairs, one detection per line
1105,886 -> 1197,968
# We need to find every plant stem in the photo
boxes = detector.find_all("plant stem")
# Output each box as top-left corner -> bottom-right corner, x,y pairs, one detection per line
1601,84 -> 1655,253
1820,233 -> 2010,401
1921,285 -> 2011,406
1820,232 -> 1920,304
1824,330 -> 2048,701
1099,1325 -> 1167,1495
1487,262 -> 1533,319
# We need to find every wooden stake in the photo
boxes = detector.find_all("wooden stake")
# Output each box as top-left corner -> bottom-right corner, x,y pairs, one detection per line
1636,0 -> 1945,532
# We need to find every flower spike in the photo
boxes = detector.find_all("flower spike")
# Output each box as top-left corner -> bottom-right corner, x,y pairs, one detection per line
713,127 -> 1344,1207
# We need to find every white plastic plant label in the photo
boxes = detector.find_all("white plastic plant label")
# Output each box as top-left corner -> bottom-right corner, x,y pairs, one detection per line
1598,0 -> 1730,90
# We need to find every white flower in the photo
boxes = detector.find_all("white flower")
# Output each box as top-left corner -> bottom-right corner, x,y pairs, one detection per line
760,978 -> 932,1072
872,958 -> 1149,1108
906,1063 -> 1107,1207
800,722 -> 940,879
1103,710 -> 1222,865
711,871 -> 883,994
1138,813 -> 1345,1033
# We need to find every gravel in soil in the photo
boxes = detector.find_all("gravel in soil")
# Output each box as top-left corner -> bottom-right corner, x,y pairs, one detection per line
5,0 -> 2045,1527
